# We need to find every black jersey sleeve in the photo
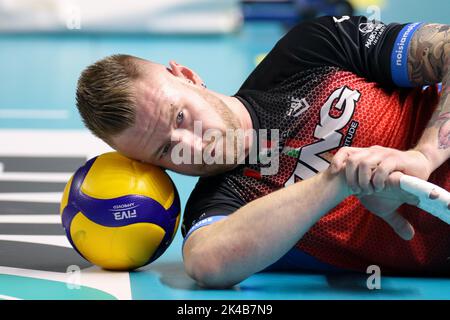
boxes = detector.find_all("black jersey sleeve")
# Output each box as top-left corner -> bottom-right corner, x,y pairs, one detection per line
181,175 -> 245,243
239,16 -> 423,91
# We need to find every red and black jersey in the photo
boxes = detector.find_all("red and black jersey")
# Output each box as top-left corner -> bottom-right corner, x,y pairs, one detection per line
181,16 -> 450,275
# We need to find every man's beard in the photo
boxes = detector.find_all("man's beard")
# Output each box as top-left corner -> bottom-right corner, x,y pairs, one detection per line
193,86 -> 246,167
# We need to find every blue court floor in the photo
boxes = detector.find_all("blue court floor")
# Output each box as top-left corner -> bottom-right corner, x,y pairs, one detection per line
1,0 -> 450,300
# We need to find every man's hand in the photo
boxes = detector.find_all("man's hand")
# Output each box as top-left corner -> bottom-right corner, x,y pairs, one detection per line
355,171 -> 419,240
330,145 -> 433,195
329,146 -> 434,240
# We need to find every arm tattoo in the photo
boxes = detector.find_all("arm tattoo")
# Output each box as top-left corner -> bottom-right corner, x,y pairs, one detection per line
408,24 -> 449,85
409,24 -> 450,150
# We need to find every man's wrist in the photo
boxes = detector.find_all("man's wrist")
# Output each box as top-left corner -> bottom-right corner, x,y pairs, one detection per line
413,143 -> 448,173
322,166 -> 353,200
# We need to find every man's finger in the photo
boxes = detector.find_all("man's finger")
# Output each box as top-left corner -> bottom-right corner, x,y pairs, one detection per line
385,171 -> 403,189
346,152 -> 370,194
383,171 -> 420,205
381,210 -> 415,241
372,157 -> 398,192
358,154 -> 382,194
399,174 -> 450,224
330,147 -> 359,174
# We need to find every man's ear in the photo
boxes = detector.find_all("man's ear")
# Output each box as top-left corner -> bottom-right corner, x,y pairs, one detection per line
168,60 -> 204,86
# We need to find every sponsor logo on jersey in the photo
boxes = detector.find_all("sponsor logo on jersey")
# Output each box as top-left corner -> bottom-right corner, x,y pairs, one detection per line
393,22 -> 422,67
284,86 -> 360,186
363,22 -> 386,49
359,22 -> 376,34
192,217 -> 214,229
333,16 -> 350,23
287,97 -> 310,117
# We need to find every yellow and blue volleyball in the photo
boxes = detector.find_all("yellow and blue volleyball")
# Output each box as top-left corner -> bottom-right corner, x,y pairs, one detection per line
60,152 -> 181,270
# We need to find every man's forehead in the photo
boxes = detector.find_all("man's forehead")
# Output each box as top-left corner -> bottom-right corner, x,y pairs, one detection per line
116,82 -> 174,159
135,68 -> 175,108
110,92 -> 158,153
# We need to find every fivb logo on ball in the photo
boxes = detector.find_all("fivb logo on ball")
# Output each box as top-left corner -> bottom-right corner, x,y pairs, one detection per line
109,202 -> 138,220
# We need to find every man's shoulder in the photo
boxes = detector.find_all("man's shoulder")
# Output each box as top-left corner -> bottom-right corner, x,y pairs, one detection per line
187,171 -> 242,203
182,169 -> 247,237
185,168 -> 248,217
236,16 -> 340,93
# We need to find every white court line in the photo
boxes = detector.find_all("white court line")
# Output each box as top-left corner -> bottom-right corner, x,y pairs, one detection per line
0,294 -> 22,300
0,172 -> 72,182
0,235 -> 71,248
0,192 -> 62,202
0,129 -> 112,157
0,215 -> 61,224
0,109 -> 69,119
0,266 -> 131,300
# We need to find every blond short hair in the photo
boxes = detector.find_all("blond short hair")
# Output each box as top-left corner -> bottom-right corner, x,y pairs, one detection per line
76,54 -> 141,142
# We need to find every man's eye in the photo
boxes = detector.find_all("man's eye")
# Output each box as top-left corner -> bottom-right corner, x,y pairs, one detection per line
176,111 -> 184,125
161,143 -> 171,157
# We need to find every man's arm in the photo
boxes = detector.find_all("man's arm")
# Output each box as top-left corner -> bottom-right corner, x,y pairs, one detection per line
182,168 -> 350,288
330,24 -> 449,195
409,23 -> 450,170
328,24 -> 449,223
183,166 -> 421,289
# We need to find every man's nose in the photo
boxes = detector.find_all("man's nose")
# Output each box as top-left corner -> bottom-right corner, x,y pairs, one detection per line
172,129 -> 207,153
